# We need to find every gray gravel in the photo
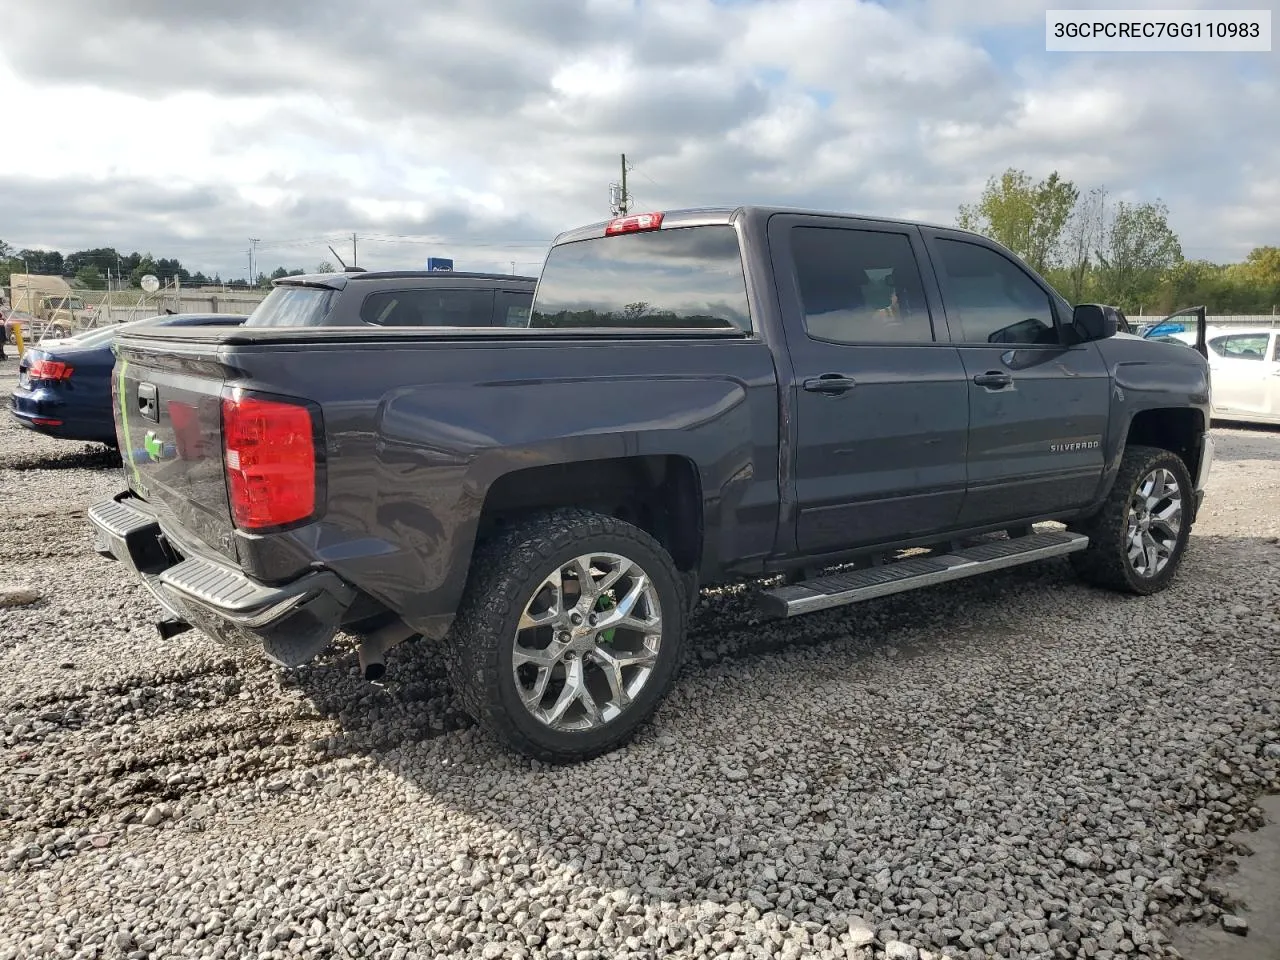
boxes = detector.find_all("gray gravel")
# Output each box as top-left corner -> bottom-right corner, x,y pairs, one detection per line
2,361 -> 1279,960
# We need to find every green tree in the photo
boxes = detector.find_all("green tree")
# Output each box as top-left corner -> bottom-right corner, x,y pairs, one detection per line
957,168 -> 1079,274
316,261 -> 335,274
1055,186 -> 1107,302
156,257 -> 191,283
1228,246 -> 1280,304
0,242 -> 19,286
15,248 -> 65,275
129,255 -> 159,288
75,265 -> 106,289
1095,201 -> 1182,311
270,266 -> 289,280
66,248 -> 124,280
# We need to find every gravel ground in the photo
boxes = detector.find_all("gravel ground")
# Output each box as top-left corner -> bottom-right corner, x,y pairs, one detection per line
1,361 -> 1278,960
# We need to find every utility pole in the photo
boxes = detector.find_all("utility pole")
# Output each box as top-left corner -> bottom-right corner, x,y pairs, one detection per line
351,233 -> 358,268
619,153 -> 630,216
248,238 -> 259,286
510,261 -> 516,275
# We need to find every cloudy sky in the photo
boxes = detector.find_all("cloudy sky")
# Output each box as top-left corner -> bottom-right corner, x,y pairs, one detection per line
0,0 -> 1275,280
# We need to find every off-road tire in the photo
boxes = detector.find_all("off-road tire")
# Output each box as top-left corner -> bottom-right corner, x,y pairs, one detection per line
444,508 -> 687,763
1069,445 -> 1194,595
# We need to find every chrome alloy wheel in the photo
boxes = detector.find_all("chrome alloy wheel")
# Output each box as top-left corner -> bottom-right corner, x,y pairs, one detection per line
1126,467 -> 1183,577
511,553 -> 663,732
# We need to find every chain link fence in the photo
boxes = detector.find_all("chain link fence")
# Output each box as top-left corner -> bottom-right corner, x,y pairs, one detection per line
80,290 -> 270,329
46,286 -> 271,336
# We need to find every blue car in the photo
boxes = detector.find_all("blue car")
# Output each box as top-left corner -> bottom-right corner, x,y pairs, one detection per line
9,313 -> 247,446
1140,321 -> 1186,339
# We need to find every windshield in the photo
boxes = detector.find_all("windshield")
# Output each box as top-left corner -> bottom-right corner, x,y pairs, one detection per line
243,285 -> 337,327
531,225 -> 751,331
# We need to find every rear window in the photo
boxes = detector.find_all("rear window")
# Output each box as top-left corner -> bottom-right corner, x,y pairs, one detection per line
360,289 -> 494,326
243,285 -> 337,327
530,225 -> 751,331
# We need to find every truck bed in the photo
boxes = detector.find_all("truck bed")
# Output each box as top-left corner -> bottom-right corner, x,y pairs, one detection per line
109,323 -> 780,651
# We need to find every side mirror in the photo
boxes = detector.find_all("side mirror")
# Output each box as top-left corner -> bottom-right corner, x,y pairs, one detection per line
1072,303 -> 1118,342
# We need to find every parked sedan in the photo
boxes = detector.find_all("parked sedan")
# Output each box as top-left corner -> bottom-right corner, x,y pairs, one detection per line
1163,326 -> 1280,425
10,313 -> 248,445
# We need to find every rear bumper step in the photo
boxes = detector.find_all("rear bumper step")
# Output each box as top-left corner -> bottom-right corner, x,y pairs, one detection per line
759,530 -> 1089,618
89,493 -> 356,666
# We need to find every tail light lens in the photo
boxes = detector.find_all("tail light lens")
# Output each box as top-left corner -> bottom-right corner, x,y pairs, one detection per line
28,359 -> 74,382
221,391 -> 320,531
605,212 -> 664,235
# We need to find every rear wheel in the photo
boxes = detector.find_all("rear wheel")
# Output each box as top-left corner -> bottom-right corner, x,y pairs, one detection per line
1069,445 -> 1193,595
444,508 -> 687,762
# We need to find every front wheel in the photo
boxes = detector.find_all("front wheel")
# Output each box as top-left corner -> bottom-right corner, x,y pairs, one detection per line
1069,445 -> 1194,595
444,508 -> 687,762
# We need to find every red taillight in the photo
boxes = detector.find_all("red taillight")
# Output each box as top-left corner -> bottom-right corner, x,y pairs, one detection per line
221,392 -> 318,531
605,212 -> 664,235
28,359 -> 74,382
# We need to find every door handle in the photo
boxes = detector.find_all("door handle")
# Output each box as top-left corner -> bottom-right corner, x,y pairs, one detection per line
803,374 -> 857,394
973,371 -> 1013,389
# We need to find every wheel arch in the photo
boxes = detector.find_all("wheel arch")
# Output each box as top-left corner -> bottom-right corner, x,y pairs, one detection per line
475,453 -> 705,575
1124,407 -> 1207,480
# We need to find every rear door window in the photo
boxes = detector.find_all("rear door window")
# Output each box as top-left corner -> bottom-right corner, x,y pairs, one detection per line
790,226 -> 934,343
1209,333 -> 1270,359
495,290 -> 533,327
243,286 -> 337,327
360,289 -> 495,327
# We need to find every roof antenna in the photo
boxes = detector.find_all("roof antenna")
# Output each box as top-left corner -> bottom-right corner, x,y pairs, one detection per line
327,245 -> 348,270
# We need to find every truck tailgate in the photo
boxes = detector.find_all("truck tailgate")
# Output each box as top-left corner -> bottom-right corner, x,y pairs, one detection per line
114,339 -> 239,562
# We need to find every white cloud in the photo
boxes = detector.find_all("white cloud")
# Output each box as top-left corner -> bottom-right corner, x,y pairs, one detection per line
0,0 -> 1274,278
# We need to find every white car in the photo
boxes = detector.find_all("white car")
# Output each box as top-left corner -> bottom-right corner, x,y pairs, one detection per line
1156,326 -> 1280,425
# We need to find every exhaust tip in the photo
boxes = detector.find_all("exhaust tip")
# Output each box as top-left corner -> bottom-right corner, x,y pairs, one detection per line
356,618 -> 416,684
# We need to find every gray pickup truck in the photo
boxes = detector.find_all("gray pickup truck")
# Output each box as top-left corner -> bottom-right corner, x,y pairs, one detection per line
89,207 -> 1213,762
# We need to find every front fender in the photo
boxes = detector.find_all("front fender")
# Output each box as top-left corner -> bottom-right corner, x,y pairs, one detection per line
1091,339 -> 1211,508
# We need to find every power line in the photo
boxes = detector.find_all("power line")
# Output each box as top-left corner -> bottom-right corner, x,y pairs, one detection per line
253,235 -> 349,249
357,234 -> 553,246
633,164 -> 663,189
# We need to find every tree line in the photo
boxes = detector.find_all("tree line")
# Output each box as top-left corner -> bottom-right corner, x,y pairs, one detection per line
956,169 -> 1279,316
0,241 -> 332,291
